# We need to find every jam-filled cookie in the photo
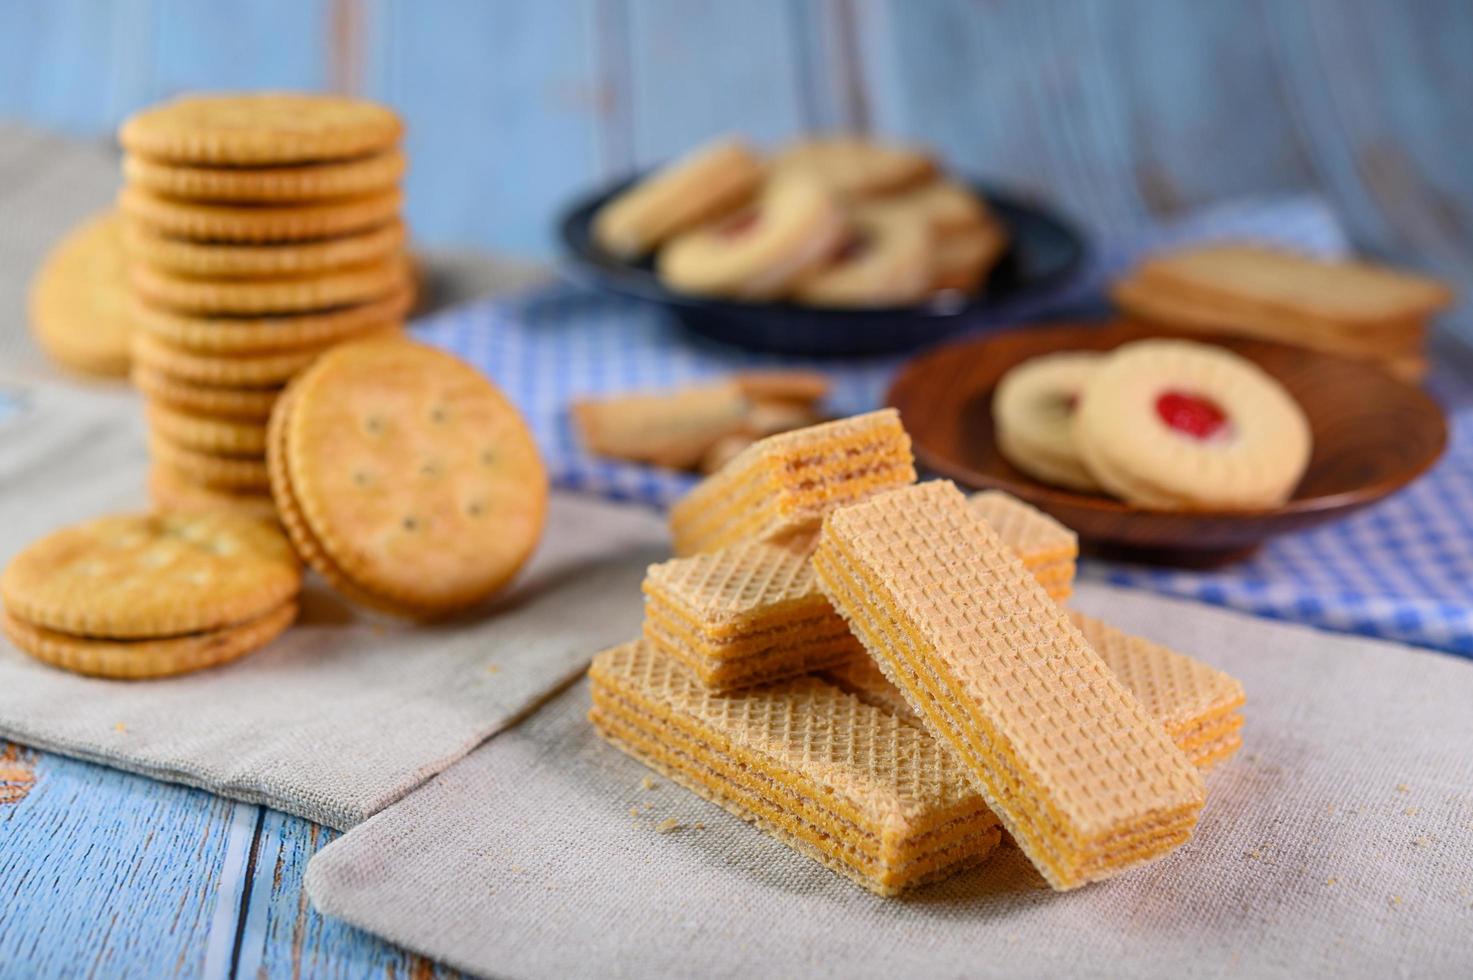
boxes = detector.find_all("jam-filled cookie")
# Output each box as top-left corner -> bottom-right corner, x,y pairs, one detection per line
1073,339 -> 1311,509
593,137 -> 763,259
772,136 -> 936,200
792,212 -> 932,308
656,177 -> 846,300
992,352 -> 1104,492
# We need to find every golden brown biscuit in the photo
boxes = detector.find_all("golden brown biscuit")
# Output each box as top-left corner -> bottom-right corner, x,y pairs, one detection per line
28,211 -> 134,377
122,150 -> 405,202
119,186 -> 402,243
123,219 -> 406,280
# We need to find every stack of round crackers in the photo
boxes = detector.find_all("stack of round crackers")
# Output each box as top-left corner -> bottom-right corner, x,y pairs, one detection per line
116,93 -> 413,520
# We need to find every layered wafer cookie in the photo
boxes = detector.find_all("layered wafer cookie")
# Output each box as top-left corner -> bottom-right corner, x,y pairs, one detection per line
642,540 -> 863,691
644,493 -> 1073,692
825,612 -> 1245,771
589,639 -> 1002,896
968,490 -> 1077,599
668,409 -> 915,556
812,481 -> 1204,890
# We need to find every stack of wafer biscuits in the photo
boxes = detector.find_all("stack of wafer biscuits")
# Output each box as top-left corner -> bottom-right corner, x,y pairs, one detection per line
641,490 -> 1077,693
1112,244 -> 1452,382
589,639 -> 1004,896
116,93 -> 412,518
668,408 -> 915,555
812,480 -> 1206,890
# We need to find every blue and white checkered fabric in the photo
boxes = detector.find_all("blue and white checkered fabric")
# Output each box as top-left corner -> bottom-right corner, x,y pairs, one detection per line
412,195 -> 1473,657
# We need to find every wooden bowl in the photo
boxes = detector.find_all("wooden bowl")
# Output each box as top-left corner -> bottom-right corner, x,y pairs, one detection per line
887,320 -> 1449,565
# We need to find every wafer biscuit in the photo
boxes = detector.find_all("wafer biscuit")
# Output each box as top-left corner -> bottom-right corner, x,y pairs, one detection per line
119,186 -> 402,243
968,490 -> 1077,568
589,639 -> 1002,896
669,409 -> 915,556
131,288 -> 410,354
123,150 -> 406,203
825,612 -> 1245,771
124,219 -> 406,280
4,602 -> 294,679
130,255 -> 409,315
119,93 -> 402,166
1,512 -> 298,639
642,541 -> 863,691
812,481 -> 1204,890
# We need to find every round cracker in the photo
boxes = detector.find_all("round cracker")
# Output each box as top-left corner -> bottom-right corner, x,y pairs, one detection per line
119,93 -> 402,166
1,512 -> 299,638
131,288 -> 411,355
130,255 -> 410,315
149,465 -> 278,522
132,327 -> 401,386
149,435 -> 271,490
147,401 -> 269,456
28,210 -> 134,377
4,602 -> 295,679
119,186 -> 402,243
123,150 -> 405,203
123,219 -> 406,280
132,366 -> 281,420
277,337 -> 548,616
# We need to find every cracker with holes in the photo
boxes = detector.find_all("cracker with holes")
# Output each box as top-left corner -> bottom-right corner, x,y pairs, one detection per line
0,512 -> 300,678
268,336 -> 548,617
1073,339 -> 1311,509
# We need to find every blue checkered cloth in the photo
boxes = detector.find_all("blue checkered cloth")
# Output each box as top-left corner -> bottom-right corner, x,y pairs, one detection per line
412,195 -> 1473,657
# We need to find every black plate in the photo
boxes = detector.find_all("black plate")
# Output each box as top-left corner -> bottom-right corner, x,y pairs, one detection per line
556,175 -> 1087,357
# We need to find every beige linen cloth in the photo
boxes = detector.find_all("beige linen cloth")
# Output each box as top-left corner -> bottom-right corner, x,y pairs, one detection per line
0,379 -> 667,829
306,585 -> 1473,979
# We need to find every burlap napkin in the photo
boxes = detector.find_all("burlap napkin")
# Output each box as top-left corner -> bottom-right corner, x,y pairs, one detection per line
305,584 -> 1473,979
0,379 -> 667,828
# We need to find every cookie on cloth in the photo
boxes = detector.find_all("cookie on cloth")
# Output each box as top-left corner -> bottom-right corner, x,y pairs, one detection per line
791,211 -> 932,308
772,136 -> 936,199
118,93 -> 402,166
124,219 -> 406,280
268,336 -> 548,617
123,149 -> 406,203
657,177 -> 846,300
593,137 -> 763,258
131,288 -> 411,355
1073,339 -> 1312,509
572,381 -> 750,470
1,511 -> 299,642
28,211 -> 134,377
130,254 -> 411,315
119,185 -> 402,244
992,351 -> 1104,492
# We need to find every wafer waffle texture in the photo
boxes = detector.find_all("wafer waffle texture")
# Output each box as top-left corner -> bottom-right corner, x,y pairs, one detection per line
589,639 -> 1002,896
824,611 -> 1244,771
812,480 -> 1205,891
643,490 -> 1077,692
668,409 -> 916,556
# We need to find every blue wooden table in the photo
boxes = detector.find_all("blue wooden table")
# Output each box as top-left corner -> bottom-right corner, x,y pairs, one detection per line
3,2 -> 1473,977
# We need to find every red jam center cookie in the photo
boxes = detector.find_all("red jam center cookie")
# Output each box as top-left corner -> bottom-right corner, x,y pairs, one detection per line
719,211 -> 761,239
1155,390 -> 1228,440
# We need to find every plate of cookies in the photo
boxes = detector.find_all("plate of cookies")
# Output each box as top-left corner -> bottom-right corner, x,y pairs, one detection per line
888,320 -> 1448,563
558,135 -> 1084,356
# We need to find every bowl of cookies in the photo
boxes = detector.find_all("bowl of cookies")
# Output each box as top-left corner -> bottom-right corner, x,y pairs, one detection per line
557,135 -> 1084,357
888,320 -> 1448,563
